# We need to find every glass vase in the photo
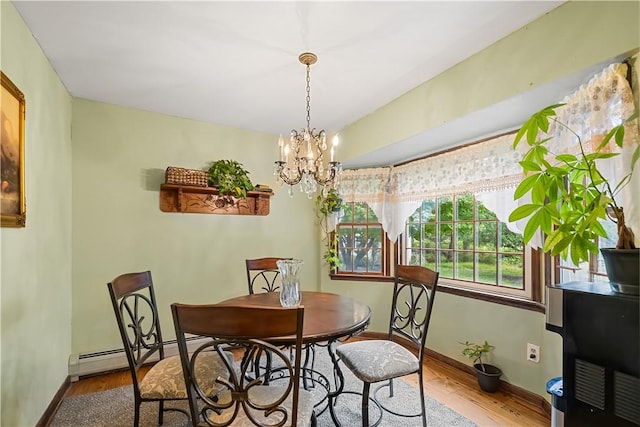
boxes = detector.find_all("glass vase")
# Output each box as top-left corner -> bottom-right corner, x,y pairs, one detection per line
277,259 -> 303,307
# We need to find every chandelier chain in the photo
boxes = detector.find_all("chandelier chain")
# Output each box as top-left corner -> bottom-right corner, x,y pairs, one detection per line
305,64 -> 311,130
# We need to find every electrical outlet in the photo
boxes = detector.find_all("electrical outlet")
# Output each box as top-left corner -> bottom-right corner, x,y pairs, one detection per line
527,343 -> 540,363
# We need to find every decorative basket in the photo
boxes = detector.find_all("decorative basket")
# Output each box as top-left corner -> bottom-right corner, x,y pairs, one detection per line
165,166 -> 208,187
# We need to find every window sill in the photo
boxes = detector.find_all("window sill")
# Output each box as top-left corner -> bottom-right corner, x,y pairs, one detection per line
438,283 -> 545,312
330,273 -> 545,312
329,273 -> 395,283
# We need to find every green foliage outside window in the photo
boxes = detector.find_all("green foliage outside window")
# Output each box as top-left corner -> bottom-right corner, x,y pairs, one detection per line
336,202 -> 384,274
406,193 -> 524,288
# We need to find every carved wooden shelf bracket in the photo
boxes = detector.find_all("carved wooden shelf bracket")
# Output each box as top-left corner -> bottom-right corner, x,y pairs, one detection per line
159,184 -> 272,216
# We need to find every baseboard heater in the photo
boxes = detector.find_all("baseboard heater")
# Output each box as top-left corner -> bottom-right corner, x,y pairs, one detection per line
68,336 -> 208,382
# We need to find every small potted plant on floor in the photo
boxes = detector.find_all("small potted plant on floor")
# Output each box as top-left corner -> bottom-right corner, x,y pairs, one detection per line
460,340 -> 502,393
509,104 -> 639,294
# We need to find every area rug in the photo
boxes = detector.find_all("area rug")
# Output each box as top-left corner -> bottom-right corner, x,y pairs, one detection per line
52,348 -> 478,427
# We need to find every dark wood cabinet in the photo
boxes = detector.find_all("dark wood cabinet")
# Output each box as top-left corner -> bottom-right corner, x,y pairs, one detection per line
546,282 -> 639,426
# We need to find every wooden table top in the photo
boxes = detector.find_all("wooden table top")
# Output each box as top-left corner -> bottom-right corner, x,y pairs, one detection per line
218,291 -> 371,344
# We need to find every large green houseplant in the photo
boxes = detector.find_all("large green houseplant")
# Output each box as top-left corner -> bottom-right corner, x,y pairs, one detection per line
509,104 -> 639,291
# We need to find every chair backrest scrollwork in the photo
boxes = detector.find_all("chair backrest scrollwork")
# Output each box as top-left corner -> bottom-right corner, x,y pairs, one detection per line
389,265 -> 439,362
108,271 -> 164,394
245,257 -> 292,294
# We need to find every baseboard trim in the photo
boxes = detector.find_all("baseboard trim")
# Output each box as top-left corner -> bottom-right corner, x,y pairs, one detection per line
69,336 -> 208,381
36,376 -> 70,427
359,331 -> 551,416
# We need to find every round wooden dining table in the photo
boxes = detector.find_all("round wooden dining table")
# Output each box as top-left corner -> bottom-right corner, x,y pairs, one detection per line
217,290 -> 371,344
217,291 -> 371,425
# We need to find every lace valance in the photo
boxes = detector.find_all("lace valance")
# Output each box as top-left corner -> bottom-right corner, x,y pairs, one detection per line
339,167 -> 390,203
550,63 -> 638,156
387,132 -> 525,203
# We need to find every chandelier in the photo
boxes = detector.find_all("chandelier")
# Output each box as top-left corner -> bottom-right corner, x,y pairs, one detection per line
274,52 -> 342,197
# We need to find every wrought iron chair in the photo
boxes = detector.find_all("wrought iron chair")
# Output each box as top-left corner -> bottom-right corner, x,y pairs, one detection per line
107,271 -> 227,427
245,257 -> 291,294
336,265 -> 439,427
172,303 -> 317,426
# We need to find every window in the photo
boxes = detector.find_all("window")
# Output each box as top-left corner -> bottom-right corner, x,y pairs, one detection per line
402,193 -> 533,298
333,201 -> 390,277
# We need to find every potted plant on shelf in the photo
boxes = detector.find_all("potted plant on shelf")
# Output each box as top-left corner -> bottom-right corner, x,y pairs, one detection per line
207,159 -> 254,206
509,104 -> 639,294
460,340 -> 502,393
315,188 -> 343,273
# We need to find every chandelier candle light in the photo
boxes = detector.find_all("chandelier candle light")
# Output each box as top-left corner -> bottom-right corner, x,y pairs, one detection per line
274,52 -> 342,197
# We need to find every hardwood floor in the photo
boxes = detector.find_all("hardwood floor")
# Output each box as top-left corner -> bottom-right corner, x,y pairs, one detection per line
409,354 -> 549,427
64,350 -> 550,427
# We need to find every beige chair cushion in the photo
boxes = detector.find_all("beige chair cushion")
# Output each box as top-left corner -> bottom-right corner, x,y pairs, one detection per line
139,352 -> 228,399
337,340 -> 419,383
206,386 -> 315,427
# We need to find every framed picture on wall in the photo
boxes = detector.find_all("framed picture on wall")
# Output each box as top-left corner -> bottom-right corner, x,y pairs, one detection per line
1,71 -> 26,227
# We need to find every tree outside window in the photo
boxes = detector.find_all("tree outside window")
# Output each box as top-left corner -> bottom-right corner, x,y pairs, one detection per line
405,193 -> 524,289
335,202 -> 388,275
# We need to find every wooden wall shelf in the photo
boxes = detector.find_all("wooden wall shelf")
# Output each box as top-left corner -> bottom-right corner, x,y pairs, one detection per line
159,184 -> 272,216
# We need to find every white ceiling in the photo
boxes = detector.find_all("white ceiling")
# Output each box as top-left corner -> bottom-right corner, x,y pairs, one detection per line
12,0 -> 601,168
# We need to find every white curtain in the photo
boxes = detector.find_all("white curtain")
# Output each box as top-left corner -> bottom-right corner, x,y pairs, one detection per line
385,132 -> 526,241
332,167 -> 390,233
551,63 -> 637,158
337,62 -> 638,245
538,62 -> 639,247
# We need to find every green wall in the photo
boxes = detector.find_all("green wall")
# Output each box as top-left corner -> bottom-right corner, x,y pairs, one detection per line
324,0 -> 639,400
71,99 -> 319,354
0,2 -> 73,426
